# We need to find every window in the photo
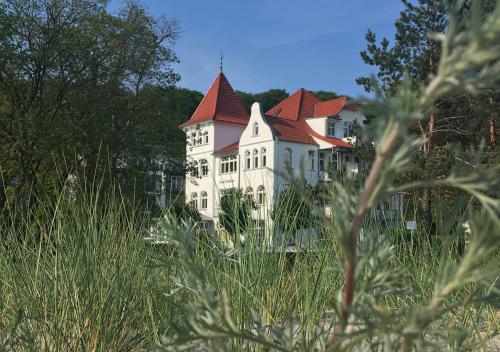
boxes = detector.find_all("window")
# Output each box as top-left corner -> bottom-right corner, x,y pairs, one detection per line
283,148 -> 292,168
332,152 -> 338,171
253,149 -> 259,168
318,151 -> 325,171
201,191 -> 208,209
200,159 -> 208,176
245,150 -> 251,170
170,176 -> 184,191
256,186 -> 266,205
261,148 -> 267,167
308,150 -> 315,171
245,187 -> 254,202
221,155 -> 238,174
253,122 -> 259,136
190,160 -> 198,177
327,120 -> 336,137
191,132 -> 197,146
191,192 -> 198,209
197,131 -> 202,145
203,131 -> 208,144
343,122 -> 352,138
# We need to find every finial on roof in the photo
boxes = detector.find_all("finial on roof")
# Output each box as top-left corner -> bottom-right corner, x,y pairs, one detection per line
220,52 -> 224,73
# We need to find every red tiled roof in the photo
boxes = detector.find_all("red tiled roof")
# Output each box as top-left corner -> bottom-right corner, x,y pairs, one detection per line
264,116 -> 317,145
214,141 -> 239,154
309,130 -> 354,148
179,73 -> 249,128
263,89 -> 358,146
314,97 -> 347,117
265,88 -> 322,121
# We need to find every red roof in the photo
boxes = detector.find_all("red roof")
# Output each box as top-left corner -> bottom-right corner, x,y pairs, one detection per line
179,73 -> 249,128
263,89 -> 357,147
265,88 -> 322,121
309,131 -> 354,148
265,117 -> 316,145
214,141 -> 239,154
314,97 -> 347,117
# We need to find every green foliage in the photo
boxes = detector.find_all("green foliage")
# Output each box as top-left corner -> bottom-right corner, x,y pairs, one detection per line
218,188 -> 255,239
310,90 -> 340,101
271,180 -> 318,237
236,89 -> 289,113
0,0 -> 180,207
170,196 -> 202,223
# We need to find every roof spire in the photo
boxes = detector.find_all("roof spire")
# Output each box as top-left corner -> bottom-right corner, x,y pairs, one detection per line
219,52 -> 224,73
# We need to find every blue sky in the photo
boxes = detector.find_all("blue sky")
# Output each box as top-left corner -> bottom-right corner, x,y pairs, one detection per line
109,0 -> 404,98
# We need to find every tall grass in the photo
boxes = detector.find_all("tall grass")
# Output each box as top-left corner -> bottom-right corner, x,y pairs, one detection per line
0,184 -> 498,350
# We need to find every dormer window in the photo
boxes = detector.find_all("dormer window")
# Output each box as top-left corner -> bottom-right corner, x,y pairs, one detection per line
327,120 -> 336,137
253,122 -> 259,136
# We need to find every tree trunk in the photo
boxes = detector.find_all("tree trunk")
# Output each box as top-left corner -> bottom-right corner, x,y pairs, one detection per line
420,112 -> 435,234
489,96 -> 496,149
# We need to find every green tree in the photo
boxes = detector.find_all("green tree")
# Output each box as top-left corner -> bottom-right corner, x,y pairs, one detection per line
356,0 -> 498,231
218,188 -> 254,240
310,90 -> 340,101
236,89 -> 289,113
0,0 -> 180,210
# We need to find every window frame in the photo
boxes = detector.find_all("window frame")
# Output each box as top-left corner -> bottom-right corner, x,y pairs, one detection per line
200,191 -> 208,209
220,154 -> 238,174
252,122 -> 259,136
318,151 -> 325,172
343,121 -> 352,138
191,192 -> 198,209
245,150 -> 251,170
256,185 -> 266,205
308,150 -> 315,171
200,159 -> 208,176
283,148 -> 292,169
327,119 -> 336,137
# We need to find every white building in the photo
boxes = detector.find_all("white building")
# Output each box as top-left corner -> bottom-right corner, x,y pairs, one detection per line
179,72 -> 365,231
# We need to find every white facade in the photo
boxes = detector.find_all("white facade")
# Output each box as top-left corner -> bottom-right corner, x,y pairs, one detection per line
182,101 -> 366,229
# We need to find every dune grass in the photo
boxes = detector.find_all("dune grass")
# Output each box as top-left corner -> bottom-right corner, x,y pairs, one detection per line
0,186 -> 497,351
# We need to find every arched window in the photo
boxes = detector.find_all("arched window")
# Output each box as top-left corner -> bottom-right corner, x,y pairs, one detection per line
190,160 -> 199,177
245,187 -> 254,202
200,159 -> 208,176
245,150 -> 251,170
203,131 -> 209,144
256,186 -> 266,205
261,148 -> 267,167
191,192 -> 198,209
253,149 -> 259,168
283,148 -> 292,168
308,150 -> 315,171
200,191 -> 208,209
253,122 -> 259,136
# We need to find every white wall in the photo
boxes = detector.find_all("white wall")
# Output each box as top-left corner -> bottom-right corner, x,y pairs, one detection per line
238,103 -> 276,216
305,117 -> 327,136
305,109 -> 365,139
